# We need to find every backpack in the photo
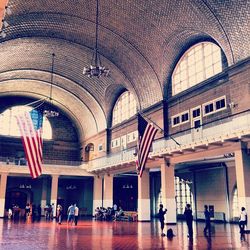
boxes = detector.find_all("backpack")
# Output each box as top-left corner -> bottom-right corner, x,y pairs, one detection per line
167,228 -> 174,238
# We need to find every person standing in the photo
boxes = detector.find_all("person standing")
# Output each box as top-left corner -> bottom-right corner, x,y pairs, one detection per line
184,204 -> 193,238
204,205 -> 211,235
57,204 -> 63,225
74,204 -> 79,226
158,204 -> 167,236
67,204 -> 75,225
239,207 -> 247,234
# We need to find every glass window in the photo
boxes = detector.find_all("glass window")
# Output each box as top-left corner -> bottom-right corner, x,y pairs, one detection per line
216,99 -> 225,110
192,108 -> 200,118
173,116 -> 180,125
181,113 -> 189,122
205,103 -> 214,114
0,106 -> 52,139
112,91 -> 137,126
172,42 -> 223,95
232,186 -> 239,218
175,177 -> 193,215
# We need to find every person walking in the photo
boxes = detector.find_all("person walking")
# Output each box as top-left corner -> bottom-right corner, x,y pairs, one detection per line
239,207 -> 247,234
158,204 -> 167,236
67,204 -> 75,225
203,205 -> 211,236
184,204 -> 193,238
74,204 -> 79,226
57,204 -> 63,225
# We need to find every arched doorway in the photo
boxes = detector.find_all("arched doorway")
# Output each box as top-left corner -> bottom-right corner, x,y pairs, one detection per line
85,143 -> 95,161
5,189 -> 33,210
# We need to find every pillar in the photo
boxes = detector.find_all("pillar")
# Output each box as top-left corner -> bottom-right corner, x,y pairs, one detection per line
138,169 -> 150,221
235,146 -> 250,229
0,173 -> 7,218
41,177 -> 48,215
161,161 -> 176,224
103,174 -> 113,208
50,175 -> 59,218
93,175 -> 103,215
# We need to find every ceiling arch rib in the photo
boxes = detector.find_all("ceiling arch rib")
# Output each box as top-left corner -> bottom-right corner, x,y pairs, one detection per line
0,79 -> 104,141
0,68 -> 107,131
2,11 -> 163,109
0,37 -> 153,111
1,0 -> 249,111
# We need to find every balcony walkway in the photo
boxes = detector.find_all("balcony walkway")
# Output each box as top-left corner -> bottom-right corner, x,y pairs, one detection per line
0,218 -> 249,249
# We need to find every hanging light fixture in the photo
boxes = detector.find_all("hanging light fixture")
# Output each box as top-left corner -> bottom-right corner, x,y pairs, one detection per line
43,53 -> 59,118
83,0 -> 109,78
0,5 -> 11,39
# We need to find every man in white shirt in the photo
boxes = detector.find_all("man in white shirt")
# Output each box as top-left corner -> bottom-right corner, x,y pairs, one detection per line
74,204 -> 79,226
239,207 -> 247,234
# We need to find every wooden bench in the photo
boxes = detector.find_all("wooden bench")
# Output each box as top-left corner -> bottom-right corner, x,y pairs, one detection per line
118,211 -> 138,222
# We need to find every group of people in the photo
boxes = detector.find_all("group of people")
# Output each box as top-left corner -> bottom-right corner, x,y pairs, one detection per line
94,205 -> 124,221
66,204 -> 79,226
44,204 -> 54,221
8,203 -> 42,221
159,204 -> 248,239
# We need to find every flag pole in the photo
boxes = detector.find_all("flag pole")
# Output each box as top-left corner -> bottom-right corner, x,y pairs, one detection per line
138,111 -> 181,146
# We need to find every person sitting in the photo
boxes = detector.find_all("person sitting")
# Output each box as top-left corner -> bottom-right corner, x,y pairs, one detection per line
114,207 -> 124,221
95,207 -> 103,220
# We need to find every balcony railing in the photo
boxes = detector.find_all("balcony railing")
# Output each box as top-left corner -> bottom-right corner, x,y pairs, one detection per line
1,110 -> 250,173
0,157 -> 82,167
88,110 -> 250,171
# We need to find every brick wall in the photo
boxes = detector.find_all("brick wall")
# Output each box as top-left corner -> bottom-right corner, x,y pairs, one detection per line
0,97 -> 80,162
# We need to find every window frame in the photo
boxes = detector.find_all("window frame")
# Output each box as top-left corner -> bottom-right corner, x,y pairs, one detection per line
171,110 -> 190,128
172,42 -> 223,96
202,96 -> 227,117
112,91 -> 137,126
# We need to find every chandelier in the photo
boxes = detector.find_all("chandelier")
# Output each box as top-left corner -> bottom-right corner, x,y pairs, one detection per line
0,5 -> 11,38
43,53 -> 59,118
83,0 -> 109,77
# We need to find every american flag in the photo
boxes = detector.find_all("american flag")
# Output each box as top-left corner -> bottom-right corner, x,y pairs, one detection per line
136,114 -> 158,177
15,109 -> 43,179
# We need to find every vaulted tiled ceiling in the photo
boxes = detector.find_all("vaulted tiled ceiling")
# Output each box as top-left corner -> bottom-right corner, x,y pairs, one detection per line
0,0 -> 249,140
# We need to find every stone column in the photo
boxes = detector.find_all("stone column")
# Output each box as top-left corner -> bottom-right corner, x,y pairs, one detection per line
0,173 -> 7,218
103,174 -> 113,208
161,161 -> 177,224
41,177 -> 48,216
235,147 -> 250,229
50,175 -> 59,218
93,175 -> 103,215
138,169 -> 150,221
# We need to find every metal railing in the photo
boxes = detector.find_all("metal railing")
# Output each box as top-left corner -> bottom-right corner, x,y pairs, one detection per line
1,110 -> 250,172
88,110 -> 250,171
0,157 -> 82,167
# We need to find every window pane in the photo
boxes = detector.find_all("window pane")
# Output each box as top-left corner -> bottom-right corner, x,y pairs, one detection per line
0,106 -> 52,139
172,42 -> 222,95
112,91 -> 137,126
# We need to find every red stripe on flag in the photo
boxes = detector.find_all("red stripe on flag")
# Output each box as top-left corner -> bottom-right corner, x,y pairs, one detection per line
15,111 -> 43,179
137,114 -> 158,177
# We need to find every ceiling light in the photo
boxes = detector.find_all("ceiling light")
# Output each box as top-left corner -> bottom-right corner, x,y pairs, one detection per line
43,53 -> 59,118
5,6 -> 12,16
2,20 -> 9,28
0,30 -> 6,38
83,0 -> 110,78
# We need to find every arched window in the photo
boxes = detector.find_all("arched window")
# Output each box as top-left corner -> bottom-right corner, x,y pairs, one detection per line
112,91 -> 137,126
232,186 -> 239,219
175,177 -> 193,215
0,106 -> 52,139
172,42 -> 223,95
